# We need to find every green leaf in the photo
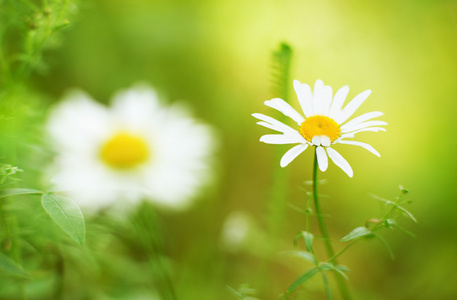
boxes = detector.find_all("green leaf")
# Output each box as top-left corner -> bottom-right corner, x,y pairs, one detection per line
333,267 -> 349,280
288,203 -> 307,215
335,265 -> 350,273
226,285 -> 259,300
293,231 -> 313,252
286,267 -> 319,293
0,188 -> 43,198
318,262 -> 333,271
52,20 -> 69,32
395,205 -> 417,223
371,193 -> 416,222
271,42 -> 293,102
318,263 -> 349,280
384,219 -> 415,237
226,285 -> 243,298
384,219 -> 396,229
370,194 -> 390,203
372,233 -> 394,259
303,232 -> 313,252
280,251 -> 315,264
399,185 -> 409,194
41,193 -> 85,245
341,227 -> 373,242
0,252 -> 30,278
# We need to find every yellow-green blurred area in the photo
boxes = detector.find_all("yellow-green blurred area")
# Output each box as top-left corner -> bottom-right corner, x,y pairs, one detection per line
2,0 -> 457,299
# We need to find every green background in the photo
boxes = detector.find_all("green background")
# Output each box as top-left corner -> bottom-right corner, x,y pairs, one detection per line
7,0 -> 457,299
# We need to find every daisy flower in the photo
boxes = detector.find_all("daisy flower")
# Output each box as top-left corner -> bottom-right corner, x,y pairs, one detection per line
47,84 -> 214,210
252,79 -> 386,177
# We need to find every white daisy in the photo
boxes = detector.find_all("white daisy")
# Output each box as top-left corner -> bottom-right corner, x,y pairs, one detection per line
253,79 -> 386,177
47,84 -> 214,210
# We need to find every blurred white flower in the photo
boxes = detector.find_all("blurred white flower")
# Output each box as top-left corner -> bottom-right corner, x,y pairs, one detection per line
47,85 -> 214,210
253,79 -> 387,177
220,211 -> 253,252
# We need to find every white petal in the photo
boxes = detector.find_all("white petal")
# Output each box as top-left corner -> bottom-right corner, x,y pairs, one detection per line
312,135 -> 321,146
280,144 -> 309,167
293,80 -> 314,117
264,98 -> 305,125
340,127 -> 386,139
335,90 -> 372,124
326,147 -> 353,177
328,85 -> 349,119
47,90 -> 110,152
340,111 -> 384,131
320,135 -> 331,147
338,140 -> 381,157
252,113 -> 298,135
112,85 -> 160,122
260,134 -> 305,144
316,146 -> 328,172
341,120 -> 387,133
320,85 -> 333,116
312,80 -> 325,115
256,121 -> 278,132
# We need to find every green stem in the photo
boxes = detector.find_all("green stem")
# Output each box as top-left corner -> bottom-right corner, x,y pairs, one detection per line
312,152 -> 332,258
321,272 -> 333,300
312,150 -> 352,300
371,195 -> 403,232
52,246 -> 64,300
328,240 -> 357,262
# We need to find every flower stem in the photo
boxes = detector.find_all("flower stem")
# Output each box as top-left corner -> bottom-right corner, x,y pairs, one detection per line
312,150 -> 352,300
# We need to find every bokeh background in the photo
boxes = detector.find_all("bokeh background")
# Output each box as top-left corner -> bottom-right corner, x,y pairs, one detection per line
2,0 -> 457,299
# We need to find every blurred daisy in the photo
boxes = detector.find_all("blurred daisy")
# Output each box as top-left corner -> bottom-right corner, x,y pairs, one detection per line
47,85 -> 214,210
253,79 -> 386,177
220,211 -> 252,252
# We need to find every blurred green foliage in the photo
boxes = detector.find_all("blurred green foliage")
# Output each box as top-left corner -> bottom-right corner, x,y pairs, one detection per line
0,0 -> 456,299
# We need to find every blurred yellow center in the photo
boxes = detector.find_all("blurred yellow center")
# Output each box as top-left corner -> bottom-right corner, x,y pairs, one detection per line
299,116 -> 341,143
100,133 -> 149,169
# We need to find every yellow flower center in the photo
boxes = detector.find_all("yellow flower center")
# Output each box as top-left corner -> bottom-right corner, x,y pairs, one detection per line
299,116 -> 341,143
100,132 -> 150,169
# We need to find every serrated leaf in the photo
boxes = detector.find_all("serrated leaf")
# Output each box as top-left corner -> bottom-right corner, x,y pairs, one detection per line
0,188 -> 43,198
41,193 -> 85,245
280,251 -> 315,264
0,252 -> 30,278
341,227 -> 373,242
286,267 -> 319,293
